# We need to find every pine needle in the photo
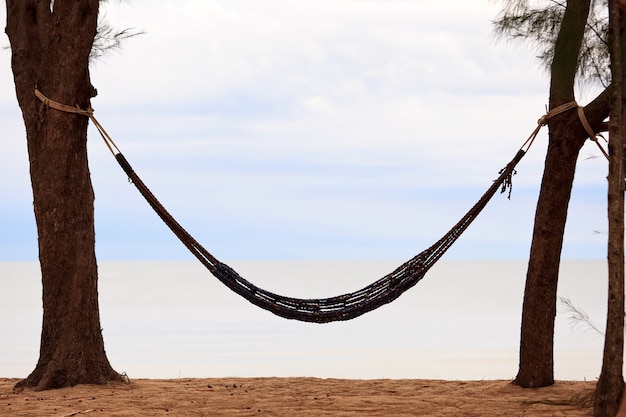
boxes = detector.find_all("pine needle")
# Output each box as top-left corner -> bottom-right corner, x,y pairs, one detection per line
559,296 -> 604,336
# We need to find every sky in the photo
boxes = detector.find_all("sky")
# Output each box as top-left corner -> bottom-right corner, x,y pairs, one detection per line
0,0 -> 611,261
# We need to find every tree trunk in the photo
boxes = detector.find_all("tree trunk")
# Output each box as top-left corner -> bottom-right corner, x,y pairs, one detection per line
5,0 -> 122,390
514,119 -> 585,388
514,0 -> 604,388
594,1 -> 626,415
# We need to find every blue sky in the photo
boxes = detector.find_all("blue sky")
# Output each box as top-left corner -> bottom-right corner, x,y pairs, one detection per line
0,0 -> 610,261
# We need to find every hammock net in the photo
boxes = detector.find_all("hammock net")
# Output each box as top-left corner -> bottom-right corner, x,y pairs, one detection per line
114,149 -> 525,323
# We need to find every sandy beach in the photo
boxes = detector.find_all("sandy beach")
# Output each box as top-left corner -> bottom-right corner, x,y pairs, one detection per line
0,377 -> 596,416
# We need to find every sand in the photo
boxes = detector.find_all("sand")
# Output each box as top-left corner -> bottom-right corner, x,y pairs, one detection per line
0,377 -> 596,416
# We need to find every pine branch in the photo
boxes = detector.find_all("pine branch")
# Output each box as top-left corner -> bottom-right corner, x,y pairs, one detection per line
91,19 -> 144,60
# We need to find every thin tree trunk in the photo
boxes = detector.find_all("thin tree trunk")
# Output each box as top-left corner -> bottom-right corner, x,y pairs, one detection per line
594,1 -> 626,415
515,0 -> 592,388
6,0 -> 121,390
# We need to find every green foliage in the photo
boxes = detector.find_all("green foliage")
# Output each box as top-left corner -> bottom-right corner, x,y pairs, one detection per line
493,0 -> 609,87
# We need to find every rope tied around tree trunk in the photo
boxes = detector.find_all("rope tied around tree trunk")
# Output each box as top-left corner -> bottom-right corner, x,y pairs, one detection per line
34,88 -> 122,157
521,101 -> 609,160
34,88 -> 94,117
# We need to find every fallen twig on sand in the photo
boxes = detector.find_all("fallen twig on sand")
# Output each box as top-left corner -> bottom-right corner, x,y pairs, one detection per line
58,409 -> 95,417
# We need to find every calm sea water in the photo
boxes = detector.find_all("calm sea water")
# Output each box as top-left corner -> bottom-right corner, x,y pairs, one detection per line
0,260 -> 610,380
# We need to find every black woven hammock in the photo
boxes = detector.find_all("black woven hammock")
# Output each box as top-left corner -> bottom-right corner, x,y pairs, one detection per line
113,149 -> 526,323
32,88 -> 575,324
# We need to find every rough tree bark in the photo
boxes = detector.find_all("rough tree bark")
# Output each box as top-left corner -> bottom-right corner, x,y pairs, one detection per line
5,0 -> 122,390
515,0 -> 611,388
594,0 -> 626,414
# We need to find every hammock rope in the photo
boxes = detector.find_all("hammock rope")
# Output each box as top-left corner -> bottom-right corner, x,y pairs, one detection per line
34,89 -> 579,323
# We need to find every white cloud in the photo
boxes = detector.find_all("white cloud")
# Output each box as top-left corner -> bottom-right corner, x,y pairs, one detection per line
0,0 -> 609,260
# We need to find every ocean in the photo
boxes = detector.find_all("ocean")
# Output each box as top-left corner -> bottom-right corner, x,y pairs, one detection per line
0,260 -> 610,381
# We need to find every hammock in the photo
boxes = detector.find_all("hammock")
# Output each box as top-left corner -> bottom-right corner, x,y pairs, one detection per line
113,149 -> 525,323
34,89 -> 579,323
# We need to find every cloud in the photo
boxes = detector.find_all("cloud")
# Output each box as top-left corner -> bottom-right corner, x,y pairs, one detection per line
0,1 -> 609,260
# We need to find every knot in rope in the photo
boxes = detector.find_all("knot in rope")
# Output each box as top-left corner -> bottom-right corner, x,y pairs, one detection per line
522,101 -> 578,152
537,101 -> 578,126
